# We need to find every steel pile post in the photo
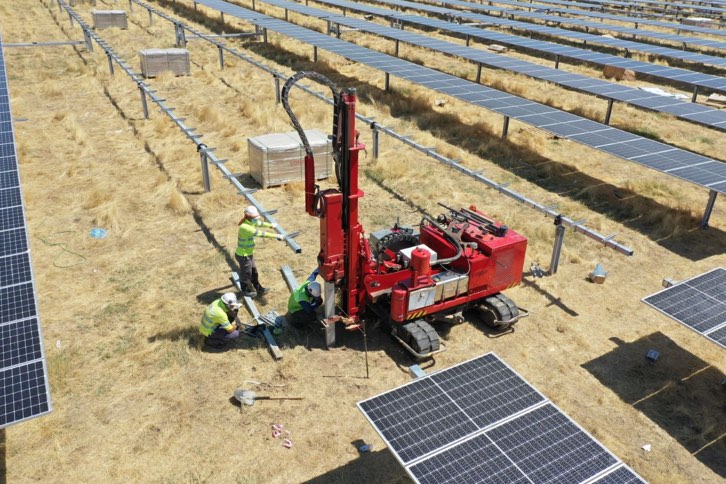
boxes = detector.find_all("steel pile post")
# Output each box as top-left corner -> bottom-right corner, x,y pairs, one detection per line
548,217 -> 566,275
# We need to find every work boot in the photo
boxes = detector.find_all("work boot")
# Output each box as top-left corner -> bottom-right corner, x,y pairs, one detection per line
254,285 -> 268,297
242,283 -> 257,299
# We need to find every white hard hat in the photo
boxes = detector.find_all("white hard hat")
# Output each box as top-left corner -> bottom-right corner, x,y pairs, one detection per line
221,292 -> 241,308
244,205 -> 260,218
307,282 -> 322,298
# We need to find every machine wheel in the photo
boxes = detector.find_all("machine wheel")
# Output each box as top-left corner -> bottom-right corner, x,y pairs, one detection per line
376,232 -> 419,262
401,320 -> 440,356
479,293 -> 520,330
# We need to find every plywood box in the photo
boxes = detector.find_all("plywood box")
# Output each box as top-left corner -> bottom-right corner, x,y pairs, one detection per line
248,130 -> 332,188
92,10 -> 128,30
139,49 -> 191,78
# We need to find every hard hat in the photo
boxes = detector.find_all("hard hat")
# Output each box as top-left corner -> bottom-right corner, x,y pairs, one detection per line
221,292 -> 241,309
244,205 -> 260,219
307,282 -> 322,298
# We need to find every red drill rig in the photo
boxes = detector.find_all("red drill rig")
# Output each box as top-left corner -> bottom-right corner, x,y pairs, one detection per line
281,72 -> 527,358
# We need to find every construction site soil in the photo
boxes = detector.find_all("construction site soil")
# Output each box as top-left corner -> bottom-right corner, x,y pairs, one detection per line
0,0 -> 724,482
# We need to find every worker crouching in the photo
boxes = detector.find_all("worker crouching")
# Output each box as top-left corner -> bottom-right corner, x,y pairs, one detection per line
236,205 -> 285,298
287,268 -> 323,328
200,293 -> 242,350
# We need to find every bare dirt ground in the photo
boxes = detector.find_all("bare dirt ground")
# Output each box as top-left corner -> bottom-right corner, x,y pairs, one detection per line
0,0 -> 724,482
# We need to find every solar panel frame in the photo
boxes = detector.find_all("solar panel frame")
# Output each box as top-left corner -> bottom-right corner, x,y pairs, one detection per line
0,34 -> 52,428
358,353 -> 644,483
643,267 -> 726,350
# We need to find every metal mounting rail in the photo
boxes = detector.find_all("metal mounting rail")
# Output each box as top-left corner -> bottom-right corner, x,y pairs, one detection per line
4,40 -> 86,47
53,0 -> 300,254
130,0 -> 633,257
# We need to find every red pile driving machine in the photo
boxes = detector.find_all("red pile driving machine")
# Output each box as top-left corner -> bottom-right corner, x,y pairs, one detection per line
281,72 -> 527,358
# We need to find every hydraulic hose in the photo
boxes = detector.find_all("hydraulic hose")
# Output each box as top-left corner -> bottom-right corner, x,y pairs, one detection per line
422,215 -> 463,266
281,71 -> 339,159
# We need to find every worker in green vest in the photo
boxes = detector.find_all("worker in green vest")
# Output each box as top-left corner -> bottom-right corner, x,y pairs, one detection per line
236,205 -> 285,298
287,268 -> 323,328
200,293 -> 242,350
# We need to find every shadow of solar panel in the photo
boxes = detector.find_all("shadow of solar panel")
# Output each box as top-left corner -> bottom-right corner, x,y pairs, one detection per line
0,318 -> 43,368
0,282 -> 36,324
408,433 -> 529,484
486,404 -> 618,483
593,465 -> 647,483
358,377 -> 478,464
0,186 -> 21,208
0,227 -> 27,257
0,252 -> 32,287
0,360 -> 50,427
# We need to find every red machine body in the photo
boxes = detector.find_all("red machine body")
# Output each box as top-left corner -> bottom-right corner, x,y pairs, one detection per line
282,72 -> 527,357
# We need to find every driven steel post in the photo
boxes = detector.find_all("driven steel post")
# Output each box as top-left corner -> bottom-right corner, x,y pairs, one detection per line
604,98 -> 614,125
199,145 -> 211,192
140,84 -> 149,119
548,216 -> 566,275
700,190 -> 718,229
371,125 -> 379,160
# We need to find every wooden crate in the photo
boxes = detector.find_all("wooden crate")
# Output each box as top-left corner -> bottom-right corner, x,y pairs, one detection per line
91,10 -> 128,30
248,130 -> 332,188
139,48 -> 190,78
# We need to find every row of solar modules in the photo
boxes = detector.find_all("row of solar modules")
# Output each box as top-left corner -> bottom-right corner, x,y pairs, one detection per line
643,268 -> 726,350
204,0 -> 726,194
502,0 -> 726,36
358,353 -> 646,484
477,0 -> 726,43
0,36 -> 52,429
358,0 -> 726,93
416,0 -> 726,64
288,0 -> 726,129
574,0 -> 726,14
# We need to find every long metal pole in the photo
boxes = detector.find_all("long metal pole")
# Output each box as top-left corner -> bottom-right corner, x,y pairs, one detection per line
372,125 -> 379,160
218,45 -> 225,69
548,219 -> 566,275
700,190 -> 718,229
199,148 -> 211,192
604,98 -> 614,125
501,116 -> 510,140
274,76 -> 281,104
140,85 -> 149,119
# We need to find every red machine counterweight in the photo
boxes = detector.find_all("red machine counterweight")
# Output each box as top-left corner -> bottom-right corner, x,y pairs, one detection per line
282,72 -> 528,358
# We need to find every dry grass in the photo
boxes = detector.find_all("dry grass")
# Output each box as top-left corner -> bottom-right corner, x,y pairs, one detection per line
1,0 -> 725,483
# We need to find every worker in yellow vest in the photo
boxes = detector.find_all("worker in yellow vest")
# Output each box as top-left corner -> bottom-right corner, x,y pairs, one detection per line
287,268 -> 323,328
236,205 -> 284,298
200,293 -> 242,350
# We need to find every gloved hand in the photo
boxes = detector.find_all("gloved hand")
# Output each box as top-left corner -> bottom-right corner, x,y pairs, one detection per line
276,234 -> 285,241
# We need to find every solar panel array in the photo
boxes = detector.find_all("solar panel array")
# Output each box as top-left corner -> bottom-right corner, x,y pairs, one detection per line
643,267 -> 726,350
573,0 -> 726,15
0,35 -> 52,429
319,0 -> 726,94
202,0 -> 726,195
497,0 -> 726,37
268,0 -> 726,130
405,0 -> 726,67
358,353 -> 646,483
442,0 -> 726,50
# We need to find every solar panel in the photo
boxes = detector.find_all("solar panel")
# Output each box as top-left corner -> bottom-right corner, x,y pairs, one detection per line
643,267 -> 726,350
494,0 -> 726,37
0,34 -> 52,429
341,0 -> 726,94
443,0 -> 726,50
358,353 -> 645,483
259,0 -> 726,129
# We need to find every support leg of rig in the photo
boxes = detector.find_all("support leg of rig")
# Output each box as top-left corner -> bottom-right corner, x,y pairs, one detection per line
323,282 -> 336,349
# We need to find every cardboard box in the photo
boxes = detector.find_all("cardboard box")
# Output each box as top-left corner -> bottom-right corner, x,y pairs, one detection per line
248,130 -> 332,188
92,10 -> 128,30
139,48 -> 191,78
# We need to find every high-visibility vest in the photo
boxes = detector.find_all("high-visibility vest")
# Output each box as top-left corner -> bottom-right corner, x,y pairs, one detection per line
236,219 -> 274,256
288,281 -> 314,314
199,299 -> 234,336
